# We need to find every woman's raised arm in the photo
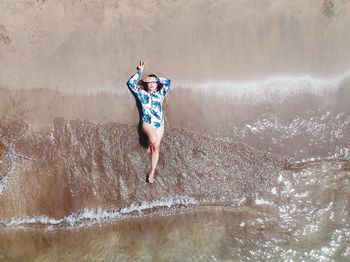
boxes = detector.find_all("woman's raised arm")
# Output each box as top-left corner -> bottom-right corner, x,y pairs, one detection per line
127,61 -> 145,94
127,70 -> 142,94
157,76 -> 171,96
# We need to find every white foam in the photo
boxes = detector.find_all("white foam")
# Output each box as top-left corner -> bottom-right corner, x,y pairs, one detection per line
0,150 -> 18,195
0,195 -> 197,228
255,198 -> 271,205
0,176 -> 10,195
178,71 -> 350,102
3,70 -> 350,98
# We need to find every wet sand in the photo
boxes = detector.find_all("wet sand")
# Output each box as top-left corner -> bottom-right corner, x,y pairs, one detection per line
1,73 -> 349,160
0,116 -> 286,220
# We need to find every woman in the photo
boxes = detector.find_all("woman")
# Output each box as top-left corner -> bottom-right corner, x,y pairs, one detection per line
127,60 -> 171,183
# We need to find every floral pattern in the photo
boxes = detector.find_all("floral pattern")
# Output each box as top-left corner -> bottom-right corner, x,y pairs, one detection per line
127,70 -> 171,128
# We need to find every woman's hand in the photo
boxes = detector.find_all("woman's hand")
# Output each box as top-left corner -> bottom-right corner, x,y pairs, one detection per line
136,60 -> 145,73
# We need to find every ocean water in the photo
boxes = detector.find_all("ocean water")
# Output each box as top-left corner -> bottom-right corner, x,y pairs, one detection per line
0,159 -> 349,261
0,102 -> 349,260
0,76 -> 349,261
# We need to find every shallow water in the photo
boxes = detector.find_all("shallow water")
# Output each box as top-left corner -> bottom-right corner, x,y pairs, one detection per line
0,159 -> 349,261
0,88 -> 349,260
0,91 -> 349,260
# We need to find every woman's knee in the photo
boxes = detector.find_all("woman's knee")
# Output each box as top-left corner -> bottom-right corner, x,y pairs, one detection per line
152,143 -> 160,152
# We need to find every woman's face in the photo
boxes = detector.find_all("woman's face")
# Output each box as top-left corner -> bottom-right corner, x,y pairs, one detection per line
147,82 -> 158,92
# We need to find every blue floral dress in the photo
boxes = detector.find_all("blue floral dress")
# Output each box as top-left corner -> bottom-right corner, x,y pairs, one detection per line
127,70 -> 171,128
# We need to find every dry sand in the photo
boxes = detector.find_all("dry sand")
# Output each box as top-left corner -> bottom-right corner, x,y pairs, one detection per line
1,0 -> 349,90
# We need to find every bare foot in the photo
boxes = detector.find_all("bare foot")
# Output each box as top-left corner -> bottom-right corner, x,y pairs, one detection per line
147,173 -> 155,183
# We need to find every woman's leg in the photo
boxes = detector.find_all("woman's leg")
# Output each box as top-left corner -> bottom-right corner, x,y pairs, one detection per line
141,123 -> 164,183
142,122 -> 158,149
149,125 -> 164,179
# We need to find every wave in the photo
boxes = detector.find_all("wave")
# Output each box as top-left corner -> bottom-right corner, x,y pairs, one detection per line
0,153 -> 348,261
0,195 -> 197,228
180,70 -> 350,102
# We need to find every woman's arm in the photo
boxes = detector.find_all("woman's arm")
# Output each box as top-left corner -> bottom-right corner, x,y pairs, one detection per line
127,70 -> 142,94
127,61 -> 145,93
157,76 -> 171,96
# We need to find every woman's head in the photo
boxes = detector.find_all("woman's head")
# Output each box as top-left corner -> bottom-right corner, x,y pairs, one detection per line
141,74 -> 163,92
